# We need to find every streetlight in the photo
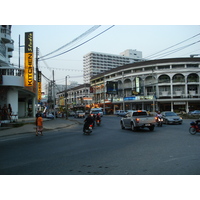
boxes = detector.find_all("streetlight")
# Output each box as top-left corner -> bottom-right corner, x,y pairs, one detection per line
65,75 -> 70,119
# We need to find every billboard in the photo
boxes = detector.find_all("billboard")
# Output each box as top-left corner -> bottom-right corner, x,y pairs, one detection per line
38,71 -> 42,101
106,81 -> 118,94
24,32 -> 33,86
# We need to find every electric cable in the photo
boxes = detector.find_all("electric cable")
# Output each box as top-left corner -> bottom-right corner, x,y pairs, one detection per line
39,25 -> 115,61
144,33 -> 200,59
39,25 -> 101,59
153,40 -> 200,59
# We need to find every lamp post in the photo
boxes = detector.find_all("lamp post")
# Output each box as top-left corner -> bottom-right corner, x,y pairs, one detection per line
65,75 -> 70,119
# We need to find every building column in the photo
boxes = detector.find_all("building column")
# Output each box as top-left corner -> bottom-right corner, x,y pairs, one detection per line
171,101 -> 173,112
7,88 -> 18,119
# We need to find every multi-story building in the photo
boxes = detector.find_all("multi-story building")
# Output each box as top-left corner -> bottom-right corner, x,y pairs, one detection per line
57,83 -> 92,110
83,49 -> 143,83
0,25 -> 36,120
90,57 -> 200,114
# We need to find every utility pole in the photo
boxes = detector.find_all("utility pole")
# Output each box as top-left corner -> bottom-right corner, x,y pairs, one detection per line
52,70 -> 56,119
35,47 -> 39,114
65,75 -> 70,119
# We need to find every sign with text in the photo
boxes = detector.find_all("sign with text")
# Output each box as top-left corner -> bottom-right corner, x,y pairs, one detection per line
38,71 -> 42,101
106,81 -> 118,94
24,32 -> 34,86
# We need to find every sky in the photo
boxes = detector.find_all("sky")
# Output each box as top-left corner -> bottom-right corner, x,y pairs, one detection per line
10,25 -> 200,91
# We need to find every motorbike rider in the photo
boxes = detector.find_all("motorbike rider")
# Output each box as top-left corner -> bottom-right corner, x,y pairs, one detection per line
83,114 -> 94,132
96,113 -> 101,123
156,111 -> 162,118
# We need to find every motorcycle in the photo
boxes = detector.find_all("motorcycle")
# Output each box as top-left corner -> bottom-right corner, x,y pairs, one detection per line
156,116 -> 163,127
189,121 -> 200,135
83,123 -> 93,135
96,119 -> 101,126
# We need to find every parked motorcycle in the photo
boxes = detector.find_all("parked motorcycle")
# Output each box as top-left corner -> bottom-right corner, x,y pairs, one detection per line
83,124 -> 93,135
189,120 -> 200,135
156,116 -> 163,127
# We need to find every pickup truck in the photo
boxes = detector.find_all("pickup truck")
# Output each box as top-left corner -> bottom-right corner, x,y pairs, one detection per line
120,110 -> 157,131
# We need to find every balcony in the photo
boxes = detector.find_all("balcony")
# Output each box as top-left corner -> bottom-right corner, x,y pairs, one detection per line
7,40 -> 14,51
0,67 -> 24,87
0,27 -> 11,43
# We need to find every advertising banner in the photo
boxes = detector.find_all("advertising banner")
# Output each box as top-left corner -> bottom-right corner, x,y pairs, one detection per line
38,71 -> 42,101
24,32 -> 33,86
106,81 -> 118,94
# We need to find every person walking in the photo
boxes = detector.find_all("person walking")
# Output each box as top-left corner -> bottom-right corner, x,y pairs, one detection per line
36,113 -> 43,136
8,104 -> 12,122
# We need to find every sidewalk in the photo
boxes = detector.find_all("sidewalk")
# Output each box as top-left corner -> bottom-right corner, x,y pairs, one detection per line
0,117 -> 81,137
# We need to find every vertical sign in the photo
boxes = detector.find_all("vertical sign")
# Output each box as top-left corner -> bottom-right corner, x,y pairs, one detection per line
24,32 -> 33,86
38,71 -> 42,101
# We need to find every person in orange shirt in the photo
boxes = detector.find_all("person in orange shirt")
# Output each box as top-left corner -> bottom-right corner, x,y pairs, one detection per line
36,113 -> 43,136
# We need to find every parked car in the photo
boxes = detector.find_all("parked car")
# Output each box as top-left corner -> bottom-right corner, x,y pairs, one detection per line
69,111 -> 75,117
188,110 -> 200,115
46,113 -> 54,119
161,111 -> 182,124
115,110 -> 127,117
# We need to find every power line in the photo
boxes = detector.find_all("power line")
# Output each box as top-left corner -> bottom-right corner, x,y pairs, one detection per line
39,25 -> 101,59
144,33 -> 200,59
39,25 -> 115,61
154,40 -> 200,59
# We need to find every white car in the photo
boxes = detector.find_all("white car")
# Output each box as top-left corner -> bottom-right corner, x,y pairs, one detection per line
46,113 -> 54,119
90,108 -> 103,117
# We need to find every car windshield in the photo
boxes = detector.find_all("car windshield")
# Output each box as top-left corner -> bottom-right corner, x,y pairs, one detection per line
91,111 -> 99,114
165,112 -> 177,116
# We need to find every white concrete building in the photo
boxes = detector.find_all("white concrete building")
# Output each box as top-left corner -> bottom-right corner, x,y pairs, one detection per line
83,49 -> 143,83
0,25 -> 36,121
90,57 -> 200,114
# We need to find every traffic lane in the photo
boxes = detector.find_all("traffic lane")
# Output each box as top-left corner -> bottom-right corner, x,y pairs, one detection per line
1,117 -> 200,175
102,118 -> 200,174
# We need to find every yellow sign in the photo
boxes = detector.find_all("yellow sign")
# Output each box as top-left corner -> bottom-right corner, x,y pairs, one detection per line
24,32 -> 34,86
38,71 -> 42,101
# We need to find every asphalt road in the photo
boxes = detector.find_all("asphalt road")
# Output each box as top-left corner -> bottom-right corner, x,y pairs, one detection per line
0,116 -> 200,175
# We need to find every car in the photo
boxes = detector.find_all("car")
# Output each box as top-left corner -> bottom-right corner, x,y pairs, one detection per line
74,110 -> 85,118
161,111 -> 182,124
46,113 -> 54,119
188,110 -> 200,115
69,111 -> 75,116
90,108 -> 103,117
115,110 -> 127,117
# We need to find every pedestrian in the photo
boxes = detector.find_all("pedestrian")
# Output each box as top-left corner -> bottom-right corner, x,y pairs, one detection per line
36,113 -> 43,136
2,104 -> 8,120
8,104 -> 12,121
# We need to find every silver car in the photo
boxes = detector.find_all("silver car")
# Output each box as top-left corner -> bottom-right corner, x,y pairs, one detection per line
161,111 -> 182,125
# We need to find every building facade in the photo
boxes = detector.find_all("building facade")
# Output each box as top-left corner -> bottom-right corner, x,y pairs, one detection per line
83,49 -> 143,83
57,83 -> 92,111
0,25 -> 36,120
90,57 -> 200,114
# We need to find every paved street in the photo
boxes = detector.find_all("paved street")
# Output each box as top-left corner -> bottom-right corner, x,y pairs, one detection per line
0,116 -> 200,175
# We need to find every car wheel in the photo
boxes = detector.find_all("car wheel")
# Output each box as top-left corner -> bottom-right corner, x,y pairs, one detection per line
121,121 -> 125,129
149,126 -> 154,131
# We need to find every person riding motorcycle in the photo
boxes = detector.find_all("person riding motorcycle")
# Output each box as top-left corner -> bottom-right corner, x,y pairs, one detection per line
83,114 -> 94,132
156,111 -> 162,118
156,111 -> 163,126
96,113 -> 101,125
